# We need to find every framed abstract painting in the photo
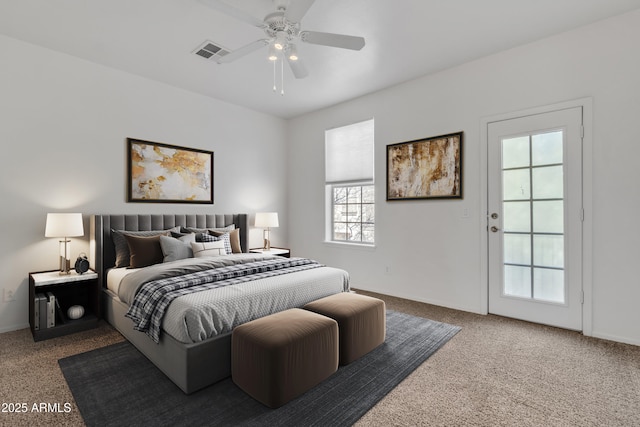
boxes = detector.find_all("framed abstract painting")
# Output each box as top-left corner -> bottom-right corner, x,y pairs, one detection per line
127,138 -> 214,204
387,132 -> 463,200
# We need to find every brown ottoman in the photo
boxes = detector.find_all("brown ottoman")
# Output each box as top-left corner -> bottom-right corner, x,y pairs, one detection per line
231,308 -> 338,408
304,292 -> 386,365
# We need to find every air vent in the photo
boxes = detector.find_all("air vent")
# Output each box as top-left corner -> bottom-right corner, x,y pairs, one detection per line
193,40 -> 230,62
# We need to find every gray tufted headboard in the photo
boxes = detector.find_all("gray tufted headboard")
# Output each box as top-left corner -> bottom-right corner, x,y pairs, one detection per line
90,213 -> 248,289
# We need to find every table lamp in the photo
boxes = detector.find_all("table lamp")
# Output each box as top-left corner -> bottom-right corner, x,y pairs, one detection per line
255,212 -> 279,250
45,213 -> 84,274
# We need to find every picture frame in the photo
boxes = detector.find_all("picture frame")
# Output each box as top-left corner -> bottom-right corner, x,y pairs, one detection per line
127,138 -> 214,204
387,132 -> 463,200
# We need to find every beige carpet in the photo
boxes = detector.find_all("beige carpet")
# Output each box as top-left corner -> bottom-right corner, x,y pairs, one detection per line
1,290 -> 639,426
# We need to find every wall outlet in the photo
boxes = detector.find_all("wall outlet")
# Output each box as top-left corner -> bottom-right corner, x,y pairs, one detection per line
3,288 -> 16,303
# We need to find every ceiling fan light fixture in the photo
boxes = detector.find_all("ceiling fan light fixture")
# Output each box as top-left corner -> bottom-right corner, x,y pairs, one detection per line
274,31 -> 287,50
200,0 -> 365,94
288,44 -> 299,61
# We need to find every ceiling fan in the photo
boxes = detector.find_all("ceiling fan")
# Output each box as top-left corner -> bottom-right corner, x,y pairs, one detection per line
200,0 -> 366,79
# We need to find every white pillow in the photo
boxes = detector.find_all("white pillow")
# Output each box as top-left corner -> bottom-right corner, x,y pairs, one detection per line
191,240 -> 226,258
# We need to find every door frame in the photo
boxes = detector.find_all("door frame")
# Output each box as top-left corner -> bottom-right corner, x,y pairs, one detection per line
479,98 -> 593,336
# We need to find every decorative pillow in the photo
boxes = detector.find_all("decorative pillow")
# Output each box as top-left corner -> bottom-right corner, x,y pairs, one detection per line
112,227 -> 179,267
198,233 -> 218,243
182,224 -> 235,235
191,241 -> 226,258
124,234 -> 165,268
210,228 -> 242,253
207,232 -> 232,254
170,231 -> 189,238
160,234 -> 195,263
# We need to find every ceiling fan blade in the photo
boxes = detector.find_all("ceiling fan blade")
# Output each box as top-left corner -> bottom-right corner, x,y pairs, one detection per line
284,0 -> 316,23
287,57 -> 309,79
217,39 -> 269,64
300,31 -> 365,50
199,0 -> 265,28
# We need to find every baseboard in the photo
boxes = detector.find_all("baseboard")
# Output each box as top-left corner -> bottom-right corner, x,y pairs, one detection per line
590,331 -> 640,347
351,285 -> 484,316
0,322 -> 29,334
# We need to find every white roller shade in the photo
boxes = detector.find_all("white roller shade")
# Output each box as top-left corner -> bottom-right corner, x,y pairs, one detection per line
325,119 -> 374,184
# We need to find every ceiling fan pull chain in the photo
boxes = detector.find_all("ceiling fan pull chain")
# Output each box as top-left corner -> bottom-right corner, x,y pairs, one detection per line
281,56 -> 285,96
273,59 -> 277,92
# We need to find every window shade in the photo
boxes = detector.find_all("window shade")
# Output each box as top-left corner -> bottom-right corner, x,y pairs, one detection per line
325,119 -> 374,184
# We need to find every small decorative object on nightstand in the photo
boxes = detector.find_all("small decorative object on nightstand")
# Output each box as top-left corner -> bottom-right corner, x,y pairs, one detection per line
28,269 -> 100,342
74,253 -> 90,274
67,305 -> 85,320
250,247 -> 290,258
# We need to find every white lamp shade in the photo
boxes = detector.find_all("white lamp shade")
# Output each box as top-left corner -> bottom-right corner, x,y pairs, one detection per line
268,42 -> 278,61
288,43 -> 299,61
45,213 -> 84,237
274,31 -> 287,50
255,212 -> 279,228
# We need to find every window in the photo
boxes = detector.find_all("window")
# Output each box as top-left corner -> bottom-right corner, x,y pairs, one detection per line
325,119 -> 375,244
332,184 -> 375,243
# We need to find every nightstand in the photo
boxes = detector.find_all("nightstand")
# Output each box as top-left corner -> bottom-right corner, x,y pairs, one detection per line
28,270 -> 100,342
249,247 -> 291,258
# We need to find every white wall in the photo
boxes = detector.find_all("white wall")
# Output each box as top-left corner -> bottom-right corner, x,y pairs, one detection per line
0,34 -> 288,332
287,10 -> 640,345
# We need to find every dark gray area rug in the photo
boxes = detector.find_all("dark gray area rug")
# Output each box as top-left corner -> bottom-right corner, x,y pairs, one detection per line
59,310 -> 460,427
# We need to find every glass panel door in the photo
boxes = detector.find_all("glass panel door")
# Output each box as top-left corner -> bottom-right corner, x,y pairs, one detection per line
488,107 -> 583,330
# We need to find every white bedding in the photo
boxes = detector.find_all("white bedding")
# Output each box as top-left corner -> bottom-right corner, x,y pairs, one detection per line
106,267 -> 138,295
107,258 -> 350,344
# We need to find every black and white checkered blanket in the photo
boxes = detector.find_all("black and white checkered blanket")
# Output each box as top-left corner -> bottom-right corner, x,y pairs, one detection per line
126,257 -> 322,343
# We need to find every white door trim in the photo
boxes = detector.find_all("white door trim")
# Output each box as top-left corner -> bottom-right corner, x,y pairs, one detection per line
479,98 -> 593,336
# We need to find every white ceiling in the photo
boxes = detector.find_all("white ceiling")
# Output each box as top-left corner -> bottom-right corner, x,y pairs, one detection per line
1,0 -> 639,119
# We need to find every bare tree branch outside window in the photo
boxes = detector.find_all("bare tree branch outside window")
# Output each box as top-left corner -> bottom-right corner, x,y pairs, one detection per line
332,184 -> 375,243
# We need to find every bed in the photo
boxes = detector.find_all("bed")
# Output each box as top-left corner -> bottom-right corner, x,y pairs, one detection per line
89,214 -> 349,394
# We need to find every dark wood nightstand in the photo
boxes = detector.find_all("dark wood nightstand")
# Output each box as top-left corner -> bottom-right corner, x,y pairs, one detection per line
249,247 -> 291,258
29,270 -> 100,342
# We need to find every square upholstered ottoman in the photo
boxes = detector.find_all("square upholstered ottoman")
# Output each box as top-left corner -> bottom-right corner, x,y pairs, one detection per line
231,308 -> 338,408
304,292 -> 386,365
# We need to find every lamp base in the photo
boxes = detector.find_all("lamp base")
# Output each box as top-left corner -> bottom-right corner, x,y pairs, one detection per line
262,228 -> 272,250
58,256 -> 71,275
58,239 -> 71,275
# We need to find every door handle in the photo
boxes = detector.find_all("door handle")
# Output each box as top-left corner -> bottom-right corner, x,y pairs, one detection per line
491,226 -> 499,232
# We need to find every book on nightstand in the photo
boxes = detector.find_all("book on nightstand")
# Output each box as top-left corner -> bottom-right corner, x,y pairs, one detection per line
46,292 -> 56,328
35,293 -> 47,331
34,294 -> 41,331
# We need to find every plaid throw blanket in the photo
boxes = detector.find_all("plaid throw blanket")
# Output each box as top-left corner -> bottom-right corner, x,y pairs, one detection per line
126,257 -> 322,343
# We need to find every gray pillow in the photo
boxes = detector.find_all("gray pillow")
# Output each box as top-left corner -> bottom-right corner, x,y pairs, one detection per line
112,227 -> 180,267
160,234 -> 195,262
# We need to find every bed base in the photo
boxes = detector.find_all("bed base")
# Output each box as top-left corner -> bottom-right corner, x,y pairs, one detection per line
103,289 -> 231,394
